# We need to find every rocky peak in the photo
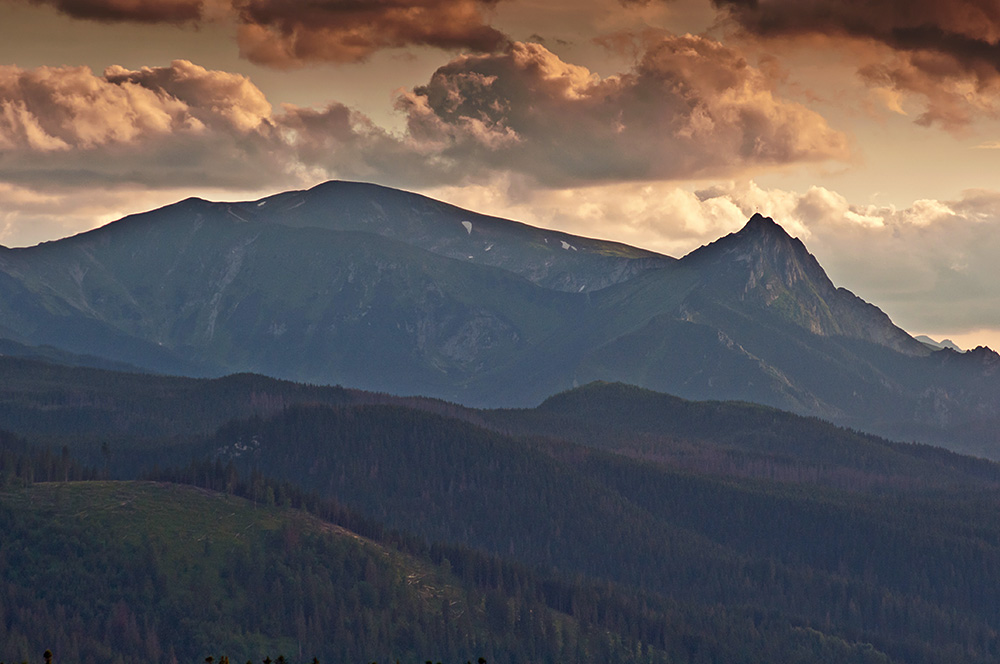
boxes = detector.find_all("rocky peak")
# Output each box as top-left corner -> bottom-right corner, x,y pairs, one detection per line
683,214 -> 832,297
681,214 -> 927,356
743,212 -> 784,234
963,346 -> 1000,373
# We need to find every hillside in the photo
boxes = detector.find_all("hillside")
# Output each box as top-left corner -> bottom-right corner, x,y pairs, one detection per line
4,362 -> 1000,662
0,479 -> 903,664
4,356 -> 1000,480
0,481 -> 653,664
199,402 -> 1000,664
488,381 -> 1000,487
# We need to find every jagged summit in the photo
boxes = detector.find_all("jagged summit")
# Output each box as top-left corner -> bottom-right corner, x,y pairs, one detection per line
682,213 -> 825,284
687,211 -> 802,252
681,213 -> 927,357
742,212 -> 784,233
963,346 -> 1000,367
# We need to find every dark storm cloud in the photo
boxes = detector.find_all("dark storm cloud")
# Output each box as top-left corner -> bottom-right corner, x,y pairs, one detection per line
713,0 -> 1000,54
714,0 -> 1000,127
233,0 -> 509,66
24,0 -> 211,23
16,0 -> 510,65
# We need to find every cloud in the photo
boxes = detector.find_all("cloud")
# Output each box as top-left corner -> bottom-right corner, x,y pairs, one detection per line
0,58 -> 463,196
713,0 -> 1000,66
0,58 -> 423,190
233,0 -> 509,67
271,101 -> 450,186
102,59 -> 273,132
16,0 -> 509,65
0,60 -> 296,189
23,0 -> 215,23
0,60 -> 269,151
395,38 -> 849,186
713,0 -> 1000,128
0,41 -> 853,213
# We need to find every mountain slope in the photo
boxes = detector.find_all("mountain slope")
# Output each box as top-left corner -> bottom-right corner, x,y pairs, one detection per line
573,215 -> 1000,443
1,473 -> 908,664
0,205 -> 589,401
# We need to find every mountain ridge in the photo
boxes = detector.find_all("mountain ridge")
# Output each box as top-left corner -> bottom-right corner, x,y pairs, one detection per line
75,180 -> 673,294
0,181 -> 997,452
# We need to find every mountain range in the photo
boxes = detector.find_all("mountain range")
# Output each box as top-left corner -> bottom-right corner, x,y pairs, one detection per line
1,180 -> 998,455
4,174 -> 1000,662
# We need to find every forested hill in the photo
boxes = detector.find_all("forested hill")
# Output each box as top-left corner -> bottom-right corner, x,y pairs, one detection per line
5,360 -> 1000,662
2,480 -> 634,664
484,381 -> 1000,487
192,401 -> 1000,663
0,480 -> 894,664
3,355 -> 1000,483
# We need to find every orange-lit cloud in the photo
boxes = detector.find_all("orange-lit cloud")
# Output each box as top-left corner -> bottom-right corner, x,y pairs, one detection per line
0,41 -> 850,190
0,60 -> 288,189
102,59 -> 273,132
0,59 -> 438,190
396,38 -> 849,186
0,60 -> 270,147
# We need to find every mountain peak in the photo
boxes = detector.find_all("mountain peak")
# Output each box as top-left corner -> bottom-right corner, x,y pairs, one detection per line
681,213 -> 927,356
743,212 -> 784,233
734,214 -> 802,252
683,213 -> 809,270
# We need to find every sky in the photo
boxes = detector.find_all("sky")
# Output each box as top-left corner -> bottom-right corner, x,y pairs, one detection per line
2,0 -> 1000,349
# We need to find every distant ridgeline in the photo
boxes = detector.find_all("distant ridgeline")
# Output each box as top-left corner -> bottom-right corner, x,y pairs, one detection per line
0,181 -> 998,454
3,357 -> 1000,663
